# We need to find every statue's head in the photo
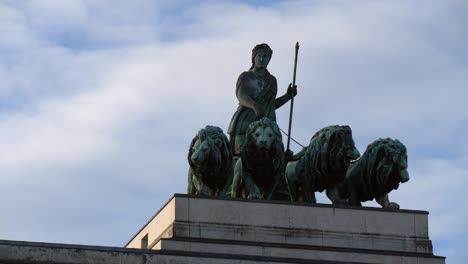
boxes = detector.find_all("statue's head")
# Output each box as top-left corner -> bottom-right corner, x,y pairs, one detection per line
250,43 -> 273,70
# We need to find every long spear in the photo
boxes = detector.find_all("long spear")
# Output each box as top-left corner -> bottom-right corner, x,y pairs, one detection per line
286,42 -> 299,152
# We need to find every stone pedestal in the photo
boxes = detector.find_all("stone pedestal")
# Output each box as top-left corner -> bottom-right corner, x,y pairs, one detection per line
0,194 -> 445,264
125,194 -> 445,264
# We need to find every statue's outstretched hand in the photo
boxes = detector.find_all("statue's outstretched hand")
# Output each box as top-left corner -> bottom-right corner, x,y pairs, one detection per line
287,83 -> 297,99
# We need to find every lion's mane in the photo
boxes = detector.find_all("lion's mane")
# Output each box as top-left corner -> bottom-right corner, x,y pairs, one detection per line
347,138 -> 408,201
187,125 -> 232,196
233,117 -> 285,199
241,118 -> 284,174
302,125 -> 356,191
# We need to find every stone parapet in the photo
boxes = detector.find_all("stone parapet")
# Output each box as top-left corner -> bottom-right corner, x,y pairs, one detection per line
124,194 -> 444,264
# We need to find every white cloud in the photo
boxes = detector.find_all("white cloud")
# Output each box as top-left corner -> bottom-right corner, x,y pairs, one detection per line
0,0 -> 466,262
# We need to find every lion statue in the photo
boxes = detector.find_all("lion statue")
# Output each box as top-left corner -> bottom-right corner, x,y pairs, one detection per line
230,117 -> 286,200
285,125 -> 360,203
327,138 -> 409,209
187,125 -> 233,197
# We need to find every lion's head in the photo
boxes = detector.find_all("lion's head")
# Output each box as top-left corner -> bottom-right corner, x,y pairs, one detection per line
240,117 -> 284,174
188,126 -> 231,178
248,117 -> 281,151
360,138 -> 409,197
244,117 -> 284,157
305,125 -> 360,190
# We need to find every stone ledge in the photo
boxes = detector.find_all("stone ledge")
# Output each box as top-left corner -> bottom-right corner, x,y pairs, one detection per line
0,239 -> 373,264
158,237 -> 443,259
173,193 -> 429,215
171,220 -> 433,253
155,238 -> 444,264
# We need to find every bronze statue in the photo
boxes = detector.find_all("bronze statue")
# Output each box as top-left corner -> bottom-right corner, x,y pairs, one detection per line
230,117 -> 285,199
228,43 -> 297,158
187,126 -> 233,197
327,138 -> 409,209
285,125 -> 360,203
185,43 -> 411,210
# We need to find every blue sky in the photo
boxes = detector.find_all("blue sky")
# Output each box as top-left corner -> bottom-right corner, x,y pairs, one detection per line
0,0 -> 467,263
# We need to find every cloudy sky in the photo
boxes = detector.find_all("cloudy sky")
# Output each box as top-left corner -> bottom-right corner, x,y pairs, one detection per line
0,0 -> 466,262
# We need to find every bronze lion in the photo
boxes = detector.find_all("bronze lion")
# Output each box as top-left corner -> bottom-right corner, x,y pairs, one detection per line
230,117 -> 285,200
285,125 -> 360,203
187,126 -> 233,197
328,138 -> 409,209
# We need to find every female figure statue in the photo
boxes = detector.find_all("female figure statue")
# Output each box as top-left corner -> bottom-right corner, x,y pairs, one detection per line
228,43 -> 297,158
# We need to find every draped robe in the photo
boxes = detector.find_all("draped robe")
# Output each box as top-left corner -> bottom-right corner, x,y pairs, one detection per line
228,71 -> 278,156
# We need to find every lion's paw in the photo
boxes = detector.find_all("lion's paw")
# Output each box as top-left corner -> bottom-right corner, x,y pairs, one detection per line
332,199 -> 349,206
195,186 -> 212,197
247,193 -> 262,199
385,202 -> 400,210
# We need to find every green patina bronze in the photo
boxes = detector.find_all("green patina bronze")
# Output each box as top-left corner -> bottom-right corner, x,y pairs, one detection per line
285,125 -> 360,203
228,43 -> 297,158
327,138 -> 409,209
187,126 -> 233,197
230,117 -> 287,200
185,43 -> 410,209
